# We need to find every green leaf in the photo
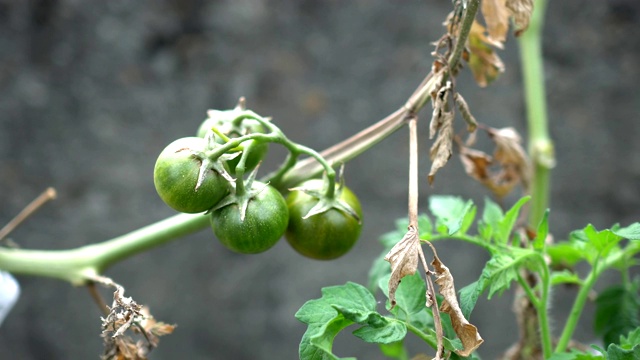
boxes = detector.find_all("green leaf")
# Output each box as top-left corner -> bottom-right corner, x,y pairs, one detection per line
606,342 -> 640,360
547,243 -> 586,268
303,316 -> 355,360
296,282 -> 379,360
496,196 -> 530,245
458,248 -> 538,318
323,282 -> 377,314
296,298 -> 340,325
332,305 -> 386,327
613,223 -> 640,240
485,249 -> 536,298
550,270 -> 583,286
482,197 -> 504,231
379,273 -> 426,316
595,282 -> 640,347
619,327 -> 640,349
353,320 -> 407,344
429,196 -> 475,235
459,279 -> 484,319
534,209 -> 550,250
584,224 -> 623,257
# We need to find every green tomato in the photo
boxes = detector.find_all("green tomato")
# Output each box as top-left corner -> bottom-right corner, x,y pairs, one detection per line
153,137 -> 231,213
211,182 -> 289,254
285,179 -> 363,260
197,117 -> 269,175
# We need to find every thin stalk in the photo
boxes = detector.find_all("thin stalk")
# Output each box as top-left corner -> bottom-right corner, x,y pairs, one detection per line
555,260 -> 600,353
408,117 -> 419,226
519,0 -> 553,227
537,258 -> 553,358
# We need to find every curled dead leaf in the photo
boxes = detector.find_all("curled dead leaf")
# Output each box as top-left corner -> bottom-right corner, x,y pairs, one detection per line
453,92 -> 478,132
481,0 -> 510,44
100,283 -> 175,360
428,114 -> 454,185
489,127 -> 531,190
458,127 -> 531,198
431,253 -> 484,357
384,226 -> 420,308
506,0 -> 534,36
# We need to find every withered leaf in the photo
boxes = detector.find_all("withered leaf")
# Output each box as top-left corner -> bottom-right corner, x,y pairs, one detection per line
428,111 -> 454,185
488,127 -> 531,190
384,226 -> 420,309
506,0 -> 534,37
431,255 -> 484,357
467,21 -> 505,87
459,146 -> 493,182
453,92 -> 478,133
481,0 -> 510,45
457,127 -> 531,198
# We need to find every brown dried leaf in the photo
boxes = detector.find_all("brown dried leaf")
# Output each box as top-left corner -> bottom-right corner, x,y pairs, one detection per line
384,226 -> 420,308
428,112 -> 454,185
431,255 -> 484,357
459,146 -> 493,182
507,0 -> 534,37
457,127 -> 531,198
468,21 -> 505,87
488,127 -> 531,190
481,0 -> 510,44
453,92 -> 478,133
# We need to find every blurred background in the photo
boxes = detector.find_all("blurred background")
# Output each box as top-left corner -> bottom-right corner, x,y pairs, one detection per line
0,0 -> 638,359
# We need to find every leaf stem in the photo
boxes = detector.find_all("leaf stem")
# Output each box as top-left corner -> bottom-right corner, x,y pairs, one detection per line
555,260 -> 600,353
518,0 -> 553,227
536,256 -> 553,359
408,117 -> 419,227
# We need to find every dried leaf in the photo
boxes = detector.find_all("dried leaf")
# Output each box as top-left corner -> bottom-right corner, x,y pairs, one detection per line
453,92 -> 477,132
100,283 -> 175,360
506,0 -> 534,36
488,127 -> 531,190
481,0 -> 510,44
457,127 -> 531,198
431,255 -> 484,357
459,146 -> 493,182
384,226 -> 420,309
428,112 -> 454,185
467,21 -> 505,87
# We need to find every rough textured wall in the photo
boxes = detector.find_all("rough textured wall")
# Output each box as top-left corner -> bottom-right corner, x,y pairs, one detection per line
0,1 -> 638,359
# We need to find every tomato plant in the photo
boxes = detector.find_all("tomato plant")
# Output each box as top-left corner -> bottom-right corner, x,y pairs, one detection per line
285,179 -> 363,260
211,180 -> 289,254
153,137 -> 232,214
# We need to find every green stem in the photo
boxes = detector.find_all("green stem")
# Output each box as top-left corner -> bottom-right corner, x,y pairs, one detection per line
425,234 -> 493,252
0,213 -> 209,285
537,257 -> 553,359
555,260 -> 600,353
519,0 -> 553,228
405,323 -> 438,350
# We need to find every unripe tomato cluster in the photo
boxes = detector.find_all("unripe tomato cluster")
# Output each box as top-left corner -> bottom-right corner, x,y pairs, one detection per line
153,109 -> 363,260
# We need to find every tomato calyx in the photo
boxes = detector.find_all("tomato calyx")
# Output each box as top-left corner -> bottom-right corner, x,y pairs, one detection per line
209,166 -> 267,221
289,175 -> 361,224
